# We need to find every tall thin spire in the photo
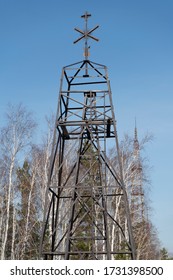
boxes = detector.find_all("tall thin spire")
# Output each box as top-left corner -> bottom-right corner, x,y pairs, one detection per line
134,118 -> 139,156
134,118 -> 137,140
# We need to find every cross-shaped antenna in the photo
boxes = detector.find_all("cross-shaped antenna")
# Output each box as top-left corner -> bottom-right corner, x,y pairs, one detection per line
74,12 -> 99,60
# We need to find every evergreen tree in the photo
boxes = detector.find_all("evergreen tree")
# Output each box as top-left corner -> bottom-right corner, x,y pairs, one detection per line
160,247 -> 169,260
17,160 -> 40,259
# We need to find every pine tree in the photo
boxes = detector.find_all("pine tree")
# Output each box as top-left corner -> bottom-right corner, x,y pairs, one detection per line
17,160 -> 40,259
160,247 -> 169,260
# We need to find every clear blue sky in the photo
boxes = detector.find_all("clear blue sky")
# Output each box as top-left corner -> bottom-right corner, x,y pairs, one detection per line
0,0 -> 173,254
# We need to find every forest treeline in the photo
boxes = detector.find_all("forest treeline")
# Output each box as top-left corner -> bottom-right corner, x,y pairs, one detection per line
0,104 -> 171,259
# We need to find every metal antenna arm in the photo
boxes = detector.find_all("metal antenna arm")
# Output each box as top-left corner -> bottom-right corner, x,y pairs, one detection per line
74,27 -> 85,35
73,35 -> 85,44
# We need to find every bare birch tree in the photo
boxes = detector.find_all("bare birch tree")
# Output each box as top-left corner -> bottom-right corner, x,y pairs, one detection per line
0,104 -> 36,259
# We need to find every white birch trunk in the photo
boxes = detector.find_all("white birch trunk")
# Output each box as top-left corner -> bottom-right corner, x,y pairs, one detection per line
1,157 -> 14,259
11,206 -> 16,259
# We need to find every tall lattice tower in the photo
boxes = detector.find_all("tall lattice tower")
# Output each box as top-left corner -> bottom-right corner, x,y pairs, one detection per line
130,123 -> 145,223
40,12 -> 136,260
